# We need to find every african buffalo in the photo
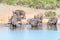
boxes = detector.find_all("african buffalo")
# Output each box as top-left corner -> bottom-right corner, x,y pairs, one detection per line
27,14 -> 43,27
27,18 -> 38,27
47,17 -> 58,25
9,10 -> 26,29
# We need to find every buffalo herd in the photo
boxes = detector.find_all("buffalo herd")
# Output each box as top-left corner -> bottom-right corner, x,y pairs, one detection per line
8,10 -> 58,30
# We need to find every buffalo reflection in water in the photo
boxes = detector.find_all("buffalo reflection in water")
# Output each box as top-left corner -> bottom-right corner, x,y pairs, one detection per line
31,23 -> 42,30
47,24 -> 57,30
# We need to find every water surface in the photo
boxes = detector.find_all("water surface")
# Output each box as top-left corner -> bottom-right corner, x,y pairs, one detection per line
0,24 -> 60,40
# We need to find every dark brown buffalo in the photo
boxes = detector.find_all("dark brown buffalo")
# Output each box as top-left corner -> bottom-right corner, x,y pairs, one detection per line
9,10 -> 26,29
27,18 -> 38,27
27,14 -> 43,27
47,17 -> 58,25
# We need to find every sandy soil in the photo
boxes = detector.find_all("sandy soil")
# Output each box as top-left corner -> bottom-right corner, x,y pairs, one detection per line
0,4 -> 60,24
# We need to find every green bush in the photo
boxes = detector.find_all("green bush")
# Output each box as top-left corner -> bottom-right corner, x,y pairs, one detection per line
7,0 -> 17,5
0,0 -> 58,9
45,11 -> 56,18
2,0 -> 8,3
1,0 -> 16,5
44,4 -> 56,10
56,1 -> 60,8
0,0 -> 2,3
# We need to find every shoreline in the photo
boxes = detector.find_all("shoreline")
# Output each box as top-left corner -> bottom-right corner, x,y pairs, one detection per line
0,19 -> 60,25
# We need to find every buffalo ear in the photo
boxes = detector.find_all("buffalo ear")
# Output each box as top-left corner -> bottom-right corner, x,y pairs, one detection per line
13,11 -> 17,15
